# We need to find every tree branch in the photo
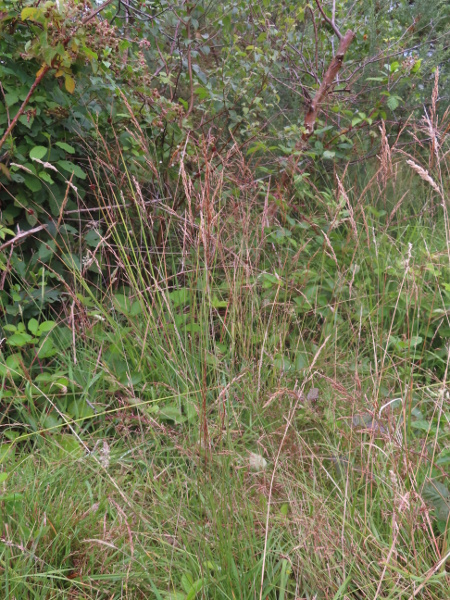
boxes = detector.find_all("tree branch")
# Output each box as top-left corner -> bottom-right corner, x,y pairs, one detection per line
0,66 -> 50,152
315,0 -> 342,40
0,225 -> 48,252
302,29 -> 355,141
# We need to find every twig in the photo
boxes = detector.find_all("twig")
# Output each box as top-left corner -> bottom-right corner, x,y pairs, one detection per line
315,0 -> 342,40
0,67 -> 50,152
0,224 -> 48,252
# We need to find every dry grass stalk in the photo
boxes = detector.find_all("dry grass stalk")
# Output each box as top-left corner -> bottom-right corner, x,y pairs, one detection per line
406,160 -> 442,197
336,175 -> 358,240
378,120 -> 392,189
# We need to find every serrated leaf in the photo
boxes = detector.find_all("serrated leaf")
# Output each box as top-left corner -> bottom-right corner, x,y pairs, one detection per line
387,96 -> 399,111
4,92 -> 19,106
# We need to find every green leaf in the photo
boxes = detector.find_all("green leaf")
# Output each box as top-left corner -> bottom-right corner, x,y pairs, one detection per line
55,142 -> 76,154
409,336 -> 423,348
28,318 -> 39,335
423,482 -> 450,522
4,92 -> 19,106
7,332 -> 34,347
38,320 -> 56,334
185,578 -> 204,600
30,146 -> 48,160
39,171 -> 55,184
387,96 -> 399,111
36,337 -> 57,358
23,174 -> 42,192
21,7 -> 41,21
57,160 -> 86,179
411,420 -> 431,431
0,493 -> 23,503
159,405 -> 187,424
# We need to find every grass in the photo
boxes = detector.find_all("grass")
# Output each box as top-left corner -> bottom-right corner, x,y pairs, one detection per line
1,107 -> 449,598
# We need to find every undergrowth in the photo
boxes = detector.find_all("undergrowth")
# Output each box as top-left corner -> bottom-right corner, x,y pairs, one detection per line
1,94 -> 449,599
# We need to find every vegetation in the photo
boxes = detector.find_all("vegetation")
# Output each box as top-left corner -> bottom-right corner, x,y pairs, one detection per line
0,1 -> 449,598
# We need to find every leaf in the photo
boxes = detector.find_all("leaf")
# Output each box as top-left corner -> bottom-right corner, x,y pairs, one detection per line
185,579 -> 204,600
21,7 -> 40,21
65,75 -> 75,94
0,493 -> 23,503
38,320 -> 56,334
39,171 -> 55,184
159,404 -> 187,424
7,332 -> 34,347
169,288 -> 189,307
29,146 -> 48,160
423,482 -> 450,522
36,65 -> 47,78
4,92 -> 19,106
411,420 -> 431,431
387,95 -> 399,111
55,141 -> 75,154
0,472 -> 9,483
409,336 -> 423,348
28,318 -> 39,335
57,160 -> 86,179
36,337 -> 57,358
23,174 -> 42,192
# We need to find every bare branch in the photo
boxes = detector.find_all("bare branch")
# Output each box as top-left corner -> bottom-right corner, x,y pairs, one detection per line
315,0 -> 342,40
0,225 -> 48,252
